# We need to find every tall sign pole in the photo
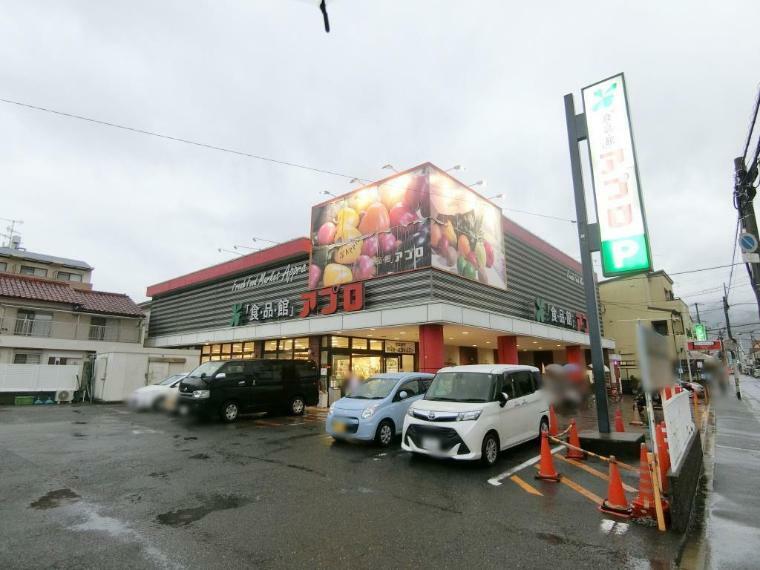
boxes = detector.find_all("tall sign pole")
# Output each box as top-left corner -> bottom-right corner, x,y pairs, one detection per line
564,93 -> 610,433
565,73 -> 653,434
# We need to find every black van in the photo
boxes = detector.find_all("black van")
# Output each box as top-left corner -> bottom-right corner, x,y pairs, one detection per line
177,359 -> 319,422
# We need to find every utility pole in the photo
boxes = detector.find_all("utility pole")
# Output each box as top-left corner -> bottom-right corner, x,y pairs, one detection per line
734,88 -> 760,318
723,283 -> 733,340
694,302 -> 701,323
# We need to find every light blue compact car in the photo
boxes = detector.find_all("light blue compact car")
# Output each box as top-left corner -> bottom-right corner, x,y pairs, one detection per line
326,372 -> 434,447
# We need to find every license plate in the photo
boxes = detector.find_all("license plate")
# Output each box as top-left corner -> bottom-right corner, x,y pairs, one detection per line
333,421 -> 346,433
422,437 -> 440,451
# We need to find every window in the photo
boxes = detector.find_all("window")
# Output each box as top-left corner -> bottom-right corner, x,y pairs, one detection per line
419,378 -> 433,393
20,266 -> 48,278
331,336 -> 350,348
369,339 -> 384,351
56,271 -> 83,282
264,340 -> 278,352
498,374 -> 516,399
652,320 -> 669,336
89,316 -> 107,340
0,261 -> 6,272
352,338 -> 368,350
221,362 -> 245,375
14,310 -> 53,337
397,379 -> 419,399
13,352 -> 41,364
510,371 -> 535,397
48,357 -> 68,365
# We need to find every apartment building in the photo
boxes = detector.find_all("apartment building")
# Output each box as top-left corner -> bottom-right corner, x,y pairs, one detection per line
0,272 -> 144,366
599,270 -> 694,384
0,244 -> 94,290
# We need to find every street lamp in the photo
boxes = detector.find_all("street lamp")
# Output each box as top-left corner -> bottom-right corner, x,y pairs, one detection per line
320,190 -> 337,198
218,248 -> 243,256
381,164 -> 398,173
469,180 -> 486,188
488,193 -> 505,200
445,164 -> 464,173
251,237 -> 280,245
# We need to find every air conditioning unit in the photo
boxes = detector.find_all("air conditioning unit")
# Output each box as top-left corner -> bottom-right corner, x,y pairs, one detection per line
55,390 -> 73,403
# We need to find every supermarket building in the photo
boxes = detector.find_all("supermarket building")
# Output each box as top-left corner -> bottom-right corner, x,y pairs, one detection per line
145,163 -> 614,404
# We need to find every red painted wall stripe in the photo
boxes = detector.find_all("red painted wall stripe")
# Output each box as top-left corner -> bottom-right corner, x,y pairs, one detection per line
146,238 -> 312,298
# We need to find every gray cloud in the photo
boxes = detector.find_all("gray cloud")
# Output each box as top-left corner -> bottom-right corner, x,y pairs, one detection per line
1,0 -> 759,334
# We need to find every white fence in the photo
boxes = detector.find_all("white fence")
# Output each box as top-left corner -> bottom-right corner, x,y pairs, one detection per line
663,391 -> 696,472
0,364 -> 79,392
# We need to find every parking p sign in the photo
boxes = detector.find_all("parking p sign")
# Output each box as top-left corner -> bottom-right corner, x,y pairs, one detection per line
583,74 -> 652,277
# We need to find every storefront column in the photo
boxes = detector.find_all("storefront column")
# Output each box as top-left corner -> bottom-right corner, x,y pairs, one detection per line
566,345 -> 583,366
418,324 -> 444,373
496,335 -> 518,364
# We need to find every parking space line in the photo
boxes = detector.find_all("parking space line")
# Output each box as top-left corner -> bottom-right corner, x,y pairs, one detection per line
488,445 -> 564,486
510,475 -> 543,496
532,464 -> 603,504
557,456 -> 636,493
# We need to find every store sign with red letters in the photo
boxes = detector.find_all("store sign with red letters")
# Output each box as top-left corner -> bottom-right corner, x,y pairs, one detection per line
687,340 -> 722,351
299,282 -> 365,318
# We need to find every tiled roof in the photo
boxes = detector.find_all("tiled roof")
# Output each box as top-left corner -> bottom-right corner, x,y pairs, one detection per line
0,273 -> 144,317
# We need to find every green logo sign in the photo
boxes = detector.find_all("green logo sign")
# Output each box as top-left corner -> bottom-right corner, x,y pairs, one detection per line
230,303 -> 244,327
694,323 -> 707,342
591,81 -> 618,111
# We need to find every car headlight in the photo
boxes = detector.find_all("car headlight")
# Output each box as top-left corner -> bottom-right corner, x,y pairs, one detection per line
192,390 -> 210,399
456,410 -> 482,421
361,405 -> 378,419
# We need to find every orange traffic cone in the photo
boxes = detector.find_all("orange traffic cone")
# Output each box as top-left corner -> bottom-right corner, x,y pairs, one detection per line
656,423 -> 670,494
599,456 -> 632,517
614,408 -> 625,432
629,404 -> 644,426
632,443 -> 669,519
535,431 -> 561,482
566,419 -> 586,460
549,405 -> 559,436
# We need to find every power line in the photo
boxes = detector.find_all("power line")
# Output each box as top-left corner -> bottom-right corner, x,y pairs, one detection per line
0,97 -> 369,182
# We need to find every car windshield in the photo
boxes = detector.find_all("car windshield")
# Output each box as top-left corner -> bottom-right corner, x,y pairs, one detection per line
187,361 -> 225,379
425,372 -> 495,403
156,374 -> 182,386
347,377 -> 398,399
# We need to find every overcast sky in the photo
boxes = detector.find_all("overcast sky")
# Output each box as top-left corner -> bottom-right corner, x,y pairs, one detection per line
1,1 -> 759,337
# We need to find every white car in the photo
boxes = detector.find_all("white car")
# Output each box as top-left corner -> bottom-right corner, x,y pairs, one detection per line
128,373 -> 188,411
402,365 -> 549,466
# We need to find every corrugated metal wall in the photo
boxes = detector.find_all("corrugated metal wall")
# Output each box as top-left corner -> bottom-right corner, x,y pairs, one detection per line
148,235 -> 591,339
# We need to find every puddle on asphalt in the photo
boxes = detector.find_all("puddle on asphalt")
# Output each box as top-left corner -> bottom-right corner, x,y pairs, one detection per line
184,436 -> 198,441
73,421 -> 88,425
72,432 -> 88,438
189,453 -> 210,460
156,494 -> 250,527
30,488 -> 80,509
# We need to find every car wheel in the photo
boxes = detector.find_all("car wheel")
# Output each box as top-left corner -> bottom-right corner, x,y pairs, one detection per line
220,401 -> 239,423
480,432 -> 499,467
539,417 -> 549,439
375,420 -> 395,447
289,396 -> 305,416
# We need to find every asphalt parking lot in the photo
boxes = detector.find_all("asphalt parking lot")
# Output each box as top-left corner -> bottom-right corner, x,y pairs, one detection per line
0,404 -> 683,569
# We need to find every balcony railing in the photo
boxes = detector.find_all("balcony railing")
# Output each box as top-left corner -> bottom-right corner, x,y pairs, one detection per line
1,316 -> 140,343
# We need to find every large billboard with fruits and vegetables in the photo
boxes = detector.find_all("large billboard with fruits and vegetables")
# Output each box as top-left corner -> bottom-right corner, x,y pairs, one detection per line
308,163 -> 506,290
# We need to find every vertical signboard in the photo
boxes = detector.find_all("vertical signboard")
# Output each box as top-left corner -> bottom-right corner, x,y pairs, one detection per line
583,74 -> 652,277
693,323 -> 707,342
